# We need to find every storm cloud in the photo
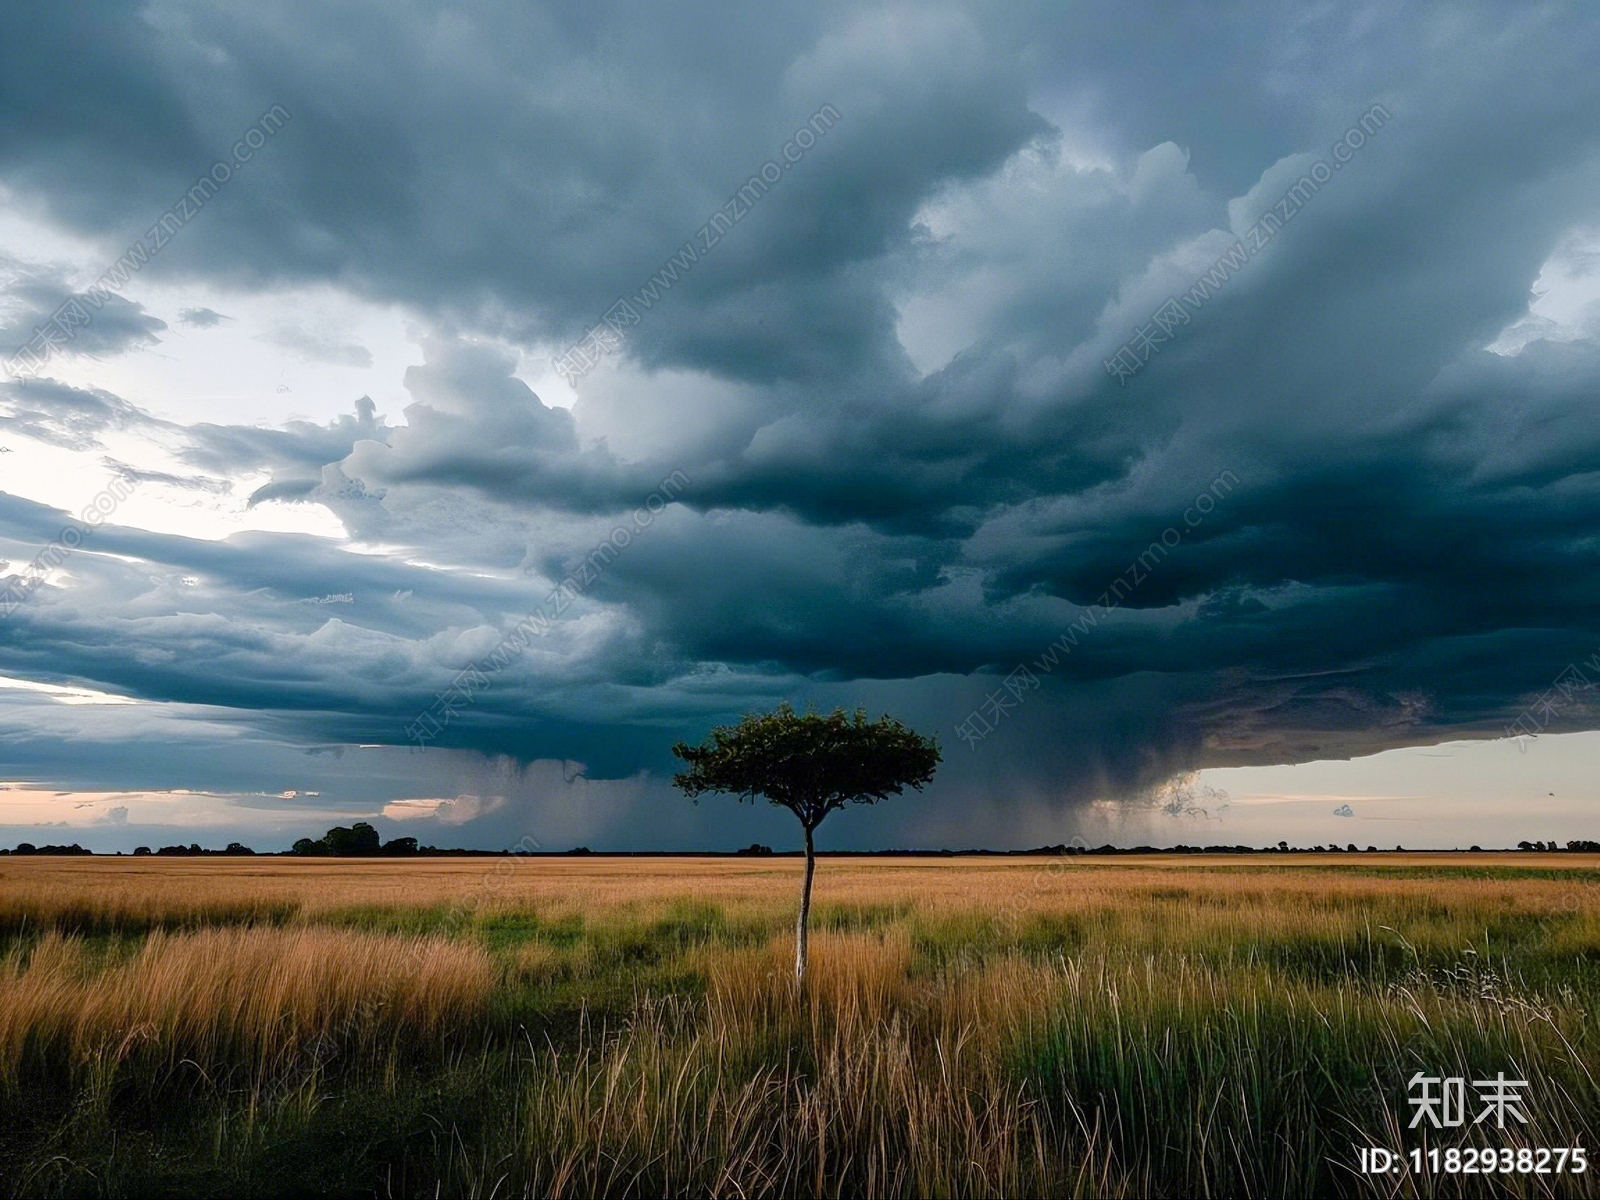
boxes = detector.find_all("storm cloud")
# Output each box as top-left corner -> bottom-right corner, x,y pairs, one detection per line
1,1 -> 1598,848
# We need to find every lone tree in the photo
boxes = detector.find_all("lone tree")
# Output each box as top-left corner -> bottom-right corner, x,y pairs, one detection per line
672,704 -> 940,982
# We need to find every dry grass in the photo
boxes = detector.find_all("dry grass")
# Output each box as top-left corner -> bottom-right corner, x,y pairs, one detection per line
0,926 -> 492,1092
509,932 -> 1082,1198
2,854 -> 1600,1196
3,852 -> 1597,944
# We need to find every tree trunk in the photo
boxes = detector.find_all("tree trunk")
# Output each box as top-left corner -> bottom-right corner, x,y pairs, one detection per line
795,823 -> 816,985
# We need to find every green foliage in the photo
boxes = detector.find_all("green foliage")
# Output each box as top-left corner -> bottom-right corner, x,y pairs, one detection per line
292,822 -> 409,857
671,703 -> 941,829
323,823 -> 381,856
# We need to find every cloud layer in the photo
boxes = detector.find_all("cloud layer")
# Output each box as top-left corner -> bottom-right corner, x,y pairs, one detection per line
2,1 -> 1599,847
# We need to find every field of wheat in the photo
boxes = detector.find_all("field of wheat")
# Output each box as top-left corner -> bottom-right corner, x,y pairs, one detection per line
1,853 -> 1598,1197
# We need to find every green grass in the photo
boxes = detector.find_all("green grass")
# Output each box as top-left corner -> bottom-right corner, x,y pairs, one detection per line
5,861 -> 1600,1196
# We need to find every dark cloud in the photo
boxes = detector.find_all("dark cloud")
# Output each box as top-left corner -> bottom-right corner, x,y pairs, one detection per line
0,377 -> 169,450
0,2 -> 1598,846
183,396 -> 392,504
0,3 -> 1040,381
102,458 -> 231,495
177,306 -> 229,328
0,256 -> 166,362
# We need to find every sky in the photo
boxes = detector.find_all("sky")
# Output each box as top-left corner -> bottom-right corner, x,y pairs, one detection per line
2,1 -> 1599,852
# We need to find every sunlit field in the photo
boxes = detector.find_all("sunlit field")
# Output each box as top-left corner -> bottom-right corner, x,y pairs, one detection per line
3,854 -> 1599,1197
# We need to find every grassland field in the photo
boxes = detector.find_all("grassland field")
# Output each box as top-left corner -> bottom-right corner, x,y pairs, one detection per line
2,853 -> 1600,1197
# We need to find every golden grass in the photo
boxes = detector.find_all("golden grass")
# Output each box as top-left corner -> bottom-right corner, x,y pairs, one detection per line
500,927 -> 1600,1197
511,932 -> 1078,1198
4,855 -> 1600,1196
0,926 -> 492,1088
2,852 -> 1596,934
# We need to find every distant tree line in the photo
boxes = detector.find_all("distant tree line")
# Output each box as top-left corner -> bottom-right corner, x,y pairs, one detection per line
1,843 -> 93,855
290,822 -> 420,857
6,837 -> 1600,856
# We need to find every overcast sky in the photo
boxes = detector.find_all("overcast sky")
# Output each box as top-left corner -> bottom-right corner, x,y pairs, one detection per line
2,2 -> 1598,852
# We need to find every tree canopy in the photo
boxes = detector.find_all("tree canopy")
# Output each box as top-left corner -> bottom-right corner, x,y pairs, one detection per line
290,823 -> 417,857
672,703 -> 941,830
